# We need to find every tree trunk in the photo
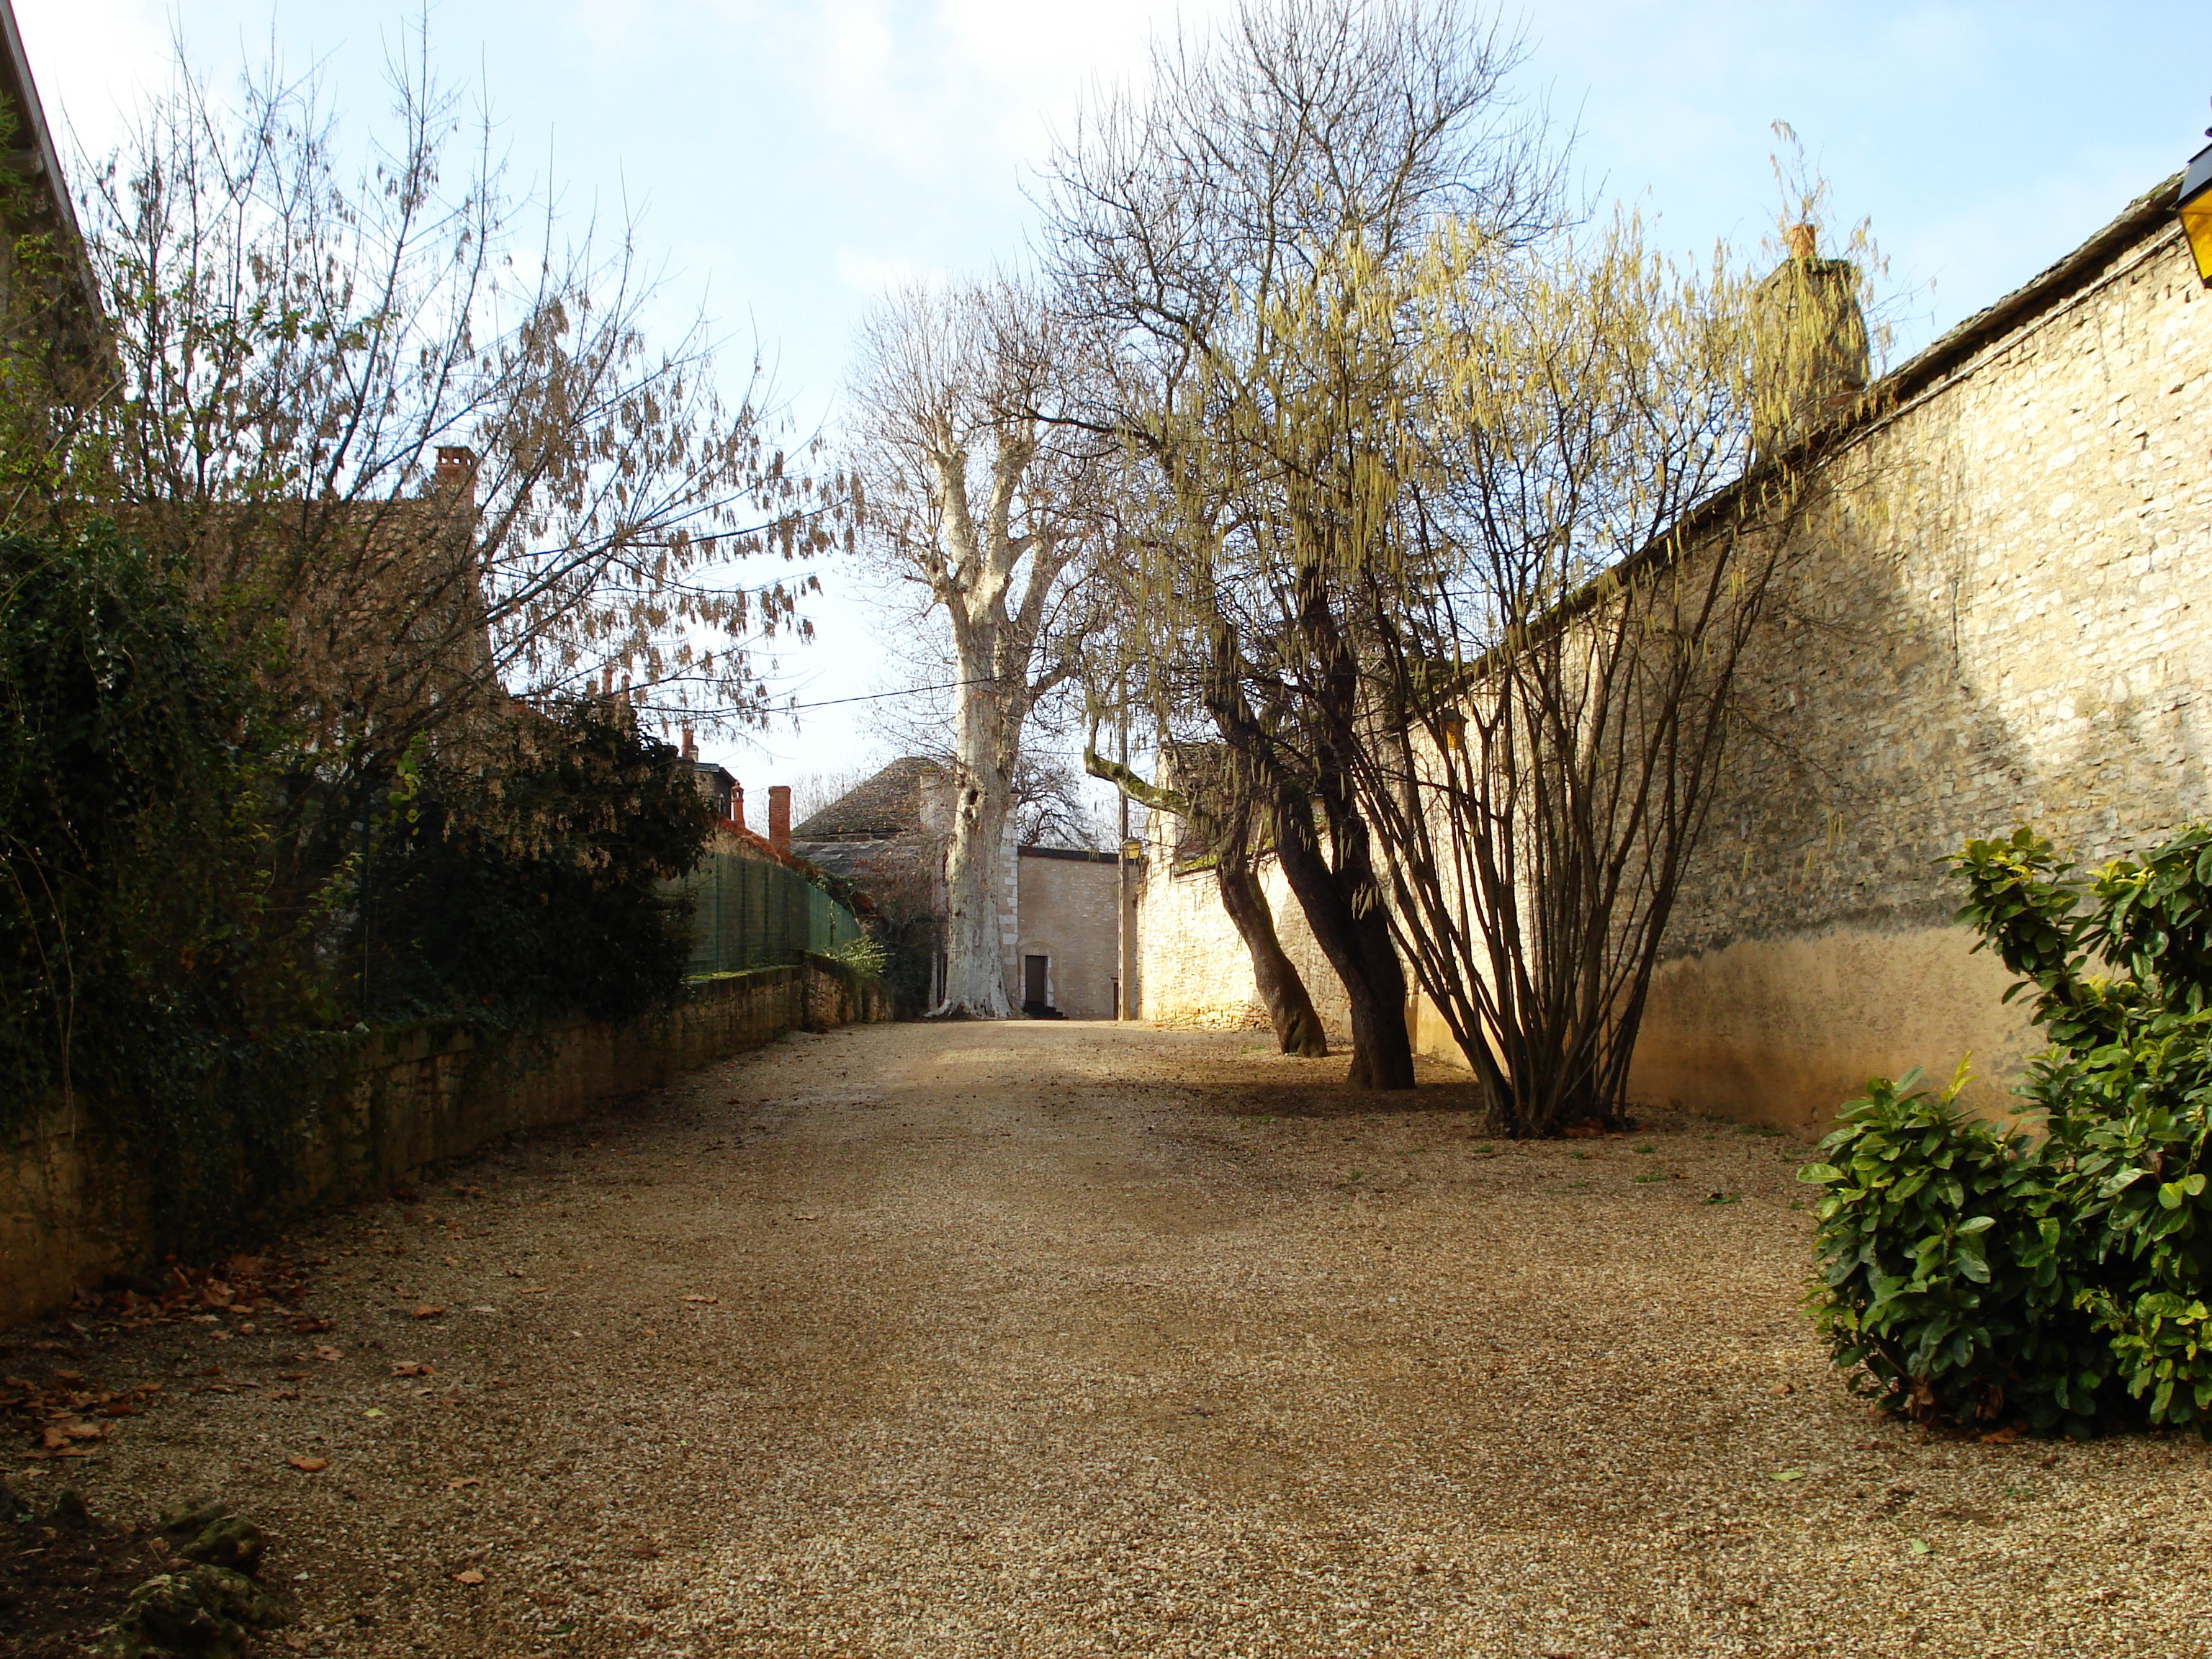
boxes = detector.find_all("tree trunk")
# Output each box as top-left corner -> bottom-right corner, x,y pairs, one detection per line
1269,780 -> 1415,1090
1213,847 -> 1328,1057
934,644 -> 1015,1020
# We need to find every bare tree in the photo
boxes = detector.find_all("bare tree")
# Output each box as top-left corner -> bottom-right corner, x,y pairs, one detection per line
1329,200 -> 1874,1135
1046,0 -> 1555,1087
845,279 -> 1102,1017
17,37 -> 842,778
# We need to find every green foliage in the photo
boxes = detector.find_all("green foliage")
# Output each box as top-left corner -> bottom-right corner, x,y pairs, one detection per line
1804,824 -> 2212,1435
820,930 -> 891,981
359,701 -> 712,1028
0,522 -> 341,1251
1,525 -> 716,1261
1803,1065 -> 2113,1437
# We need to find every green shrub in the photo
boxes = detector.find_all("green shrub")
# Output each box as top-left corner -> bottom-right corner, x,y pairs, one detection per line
1804,826 -> 2212,1436
822,931 -> 891,980
1803,1064 -> 2114,1437
360,701 -> 712,1027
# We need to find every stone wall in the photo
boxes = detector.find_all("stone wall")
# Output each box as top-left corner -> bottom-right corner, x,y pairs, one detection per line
0,961 -> 891,1327
1137,853 -> 1351,1039
1631,213 -> 2212,1128
1126,198 -> 2212,1128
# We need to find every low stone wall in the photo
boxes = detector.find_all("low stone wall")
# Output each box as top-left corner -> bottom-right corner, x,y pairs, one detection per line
0,961 -> 890,1327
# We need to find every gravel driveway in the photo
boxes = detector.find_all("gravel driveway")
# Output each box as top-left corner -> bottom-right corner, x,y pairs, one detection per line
11,1020 -> 2212,1657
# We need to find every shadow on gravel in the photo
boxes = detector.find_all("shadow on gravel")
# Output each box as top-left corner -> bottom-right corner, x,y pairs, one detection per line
1213,1075 -> 1496,1123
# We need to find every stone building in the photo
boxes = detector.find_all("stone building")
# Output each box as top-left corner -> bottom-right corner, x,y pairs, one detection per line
796,757 -> 1130,1017
1137,175 -> 2212,1129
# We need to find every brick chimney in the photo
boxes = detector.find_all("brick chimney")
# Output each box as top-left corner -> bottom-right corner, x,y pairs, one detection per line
680,726 -> 696,761
768,785 -> 792,853
434,445 -> 479,503
732,783 -> 746,832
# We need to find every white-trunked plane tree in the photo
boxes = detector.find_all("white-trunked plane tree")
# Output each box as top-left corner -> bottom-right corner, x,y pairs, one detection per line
847,280 -> 1107,1017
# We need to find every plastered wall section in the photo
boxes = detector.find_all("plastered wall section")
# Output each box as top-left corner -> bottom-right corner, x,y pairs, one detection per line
1,962 -> 891,1327
1632,224 -> 2212,1130
1014,853 -> 1128,1020
1137,855 -> 1352,1038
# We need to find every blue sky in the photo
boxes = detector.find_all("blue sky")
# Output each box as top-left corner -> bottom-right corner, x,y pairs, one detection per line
17,1 -> 2212,793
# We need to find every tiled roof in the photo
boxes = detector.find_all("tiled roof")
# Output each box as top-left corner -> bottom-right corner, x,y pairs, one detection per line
793,756 -> 945,841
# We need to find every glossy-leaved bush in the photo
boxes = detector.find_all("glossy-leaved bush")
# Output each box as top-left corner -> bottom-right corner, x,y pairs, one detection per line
1804,826 -> 2212,1437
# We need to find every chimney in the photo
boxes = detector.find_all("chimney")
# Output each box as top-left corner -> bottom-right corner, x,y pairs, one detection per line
732,783 -> 746,832
768,785 -> 792,853
680,726 -> 696,761
1752,223 -> 1871,461
434,445 -> 479,504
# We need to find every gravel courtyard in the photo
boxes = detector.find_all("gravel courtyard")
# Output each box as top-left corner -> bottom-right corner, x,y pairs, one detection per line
12,1020 -> 2212,1657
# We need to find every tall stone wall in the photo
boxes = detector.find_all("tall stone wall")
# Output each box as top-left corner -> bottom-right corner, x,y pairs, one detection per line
1,962 -> 891,1327
1137,855 -> 1351,1038
1128,205 -> 2212,1126
1632,217 -> 2212,1128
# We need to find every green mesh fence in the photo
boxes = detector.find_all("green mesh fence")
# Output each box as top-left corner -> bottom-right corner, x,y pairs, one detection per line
674,852 -> 862,977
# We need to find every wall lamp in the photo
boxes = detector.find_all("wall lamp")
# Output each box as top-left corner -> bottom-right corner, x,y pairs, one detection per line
2182,116 -> 2212,286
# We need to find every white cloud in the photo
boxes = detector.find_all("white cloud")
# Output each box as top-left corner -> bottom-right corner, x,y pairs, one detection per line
833,248 -> 948,297
796,0 -> 1233,181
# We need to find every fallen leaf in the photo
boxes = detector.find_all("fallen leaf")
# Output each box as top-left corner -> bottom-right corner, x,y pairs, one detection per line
1771,1383 -> 1794,1397
277,1372 -> 307,1382
518,1286 -> 549,1295
50,1368 -> 83,1382
682,1294 -> 718,1305
446,1476 -> 482,1489
392,1362 -> 435,1377
1767,1469 -> 1805,1482
453,1568 -> 485,1585
1907,1537 -> 1933,1556
794,1214 -> 822,1222
1979,1425 -> 2019,1444
410,1305 -> 446,1321
362,1407 -> 387,1419
311,1345 -> 343,1362
286,1455 -> 329,1473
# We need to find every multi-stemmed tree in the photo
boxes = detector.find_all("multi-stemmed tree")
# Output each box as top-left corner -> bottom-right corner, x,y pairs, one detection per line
1047,0 -> 1858,1125
1046,0 -> 1553,1087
